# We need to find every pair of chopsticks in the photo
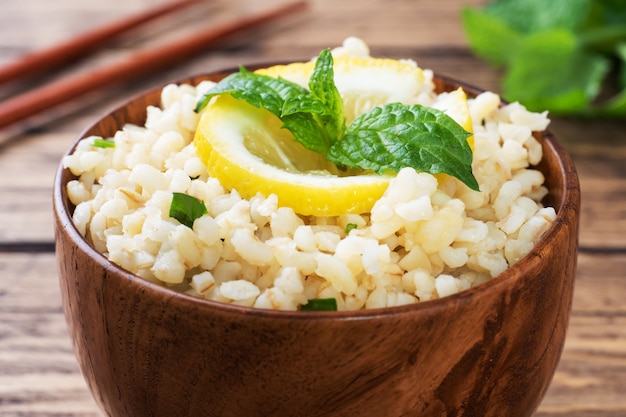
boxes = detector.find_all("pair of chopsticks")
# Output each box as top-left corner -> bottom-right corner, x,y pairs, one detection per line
0,0 -> 307,129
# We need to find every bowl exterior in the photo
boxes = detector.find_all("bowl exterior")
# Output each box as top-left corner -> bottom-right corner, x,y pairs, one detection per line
54,73 -> 580,417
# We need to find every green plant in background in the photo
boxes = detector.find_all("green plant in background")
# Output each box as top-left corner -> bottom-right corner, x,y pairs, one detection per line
462,0 -> 626,117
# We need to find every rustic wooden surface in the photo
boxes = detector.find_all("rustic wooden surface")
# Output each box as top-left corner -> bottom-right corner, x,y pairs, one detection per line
0,0 -> 624,416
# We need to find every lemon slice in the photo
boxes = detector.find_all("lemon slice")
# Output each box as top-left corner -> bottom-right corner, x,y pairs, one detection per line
194,57 -> 473,216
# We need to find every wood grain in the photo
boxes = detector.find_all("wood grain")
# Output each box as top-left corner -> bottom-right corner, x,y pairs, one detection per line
1,0 -> 625,416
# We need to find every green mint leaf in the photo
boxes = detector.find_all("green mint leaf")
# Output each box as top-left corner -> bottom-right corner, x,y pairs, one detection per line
462,7 -> 523,66
281,94 -> 338,154
503,29 -> 611,113
195,67 -> 307,115
92,138 -> 115,148
282,94 -> 330,116
327,103 -> 478,191
301,298 -> 338,311
280,50 -> 346,154
280,109 -> 334,154
345,223 -> 358,234
307,49 -> 346,141
169,192 -> 207,229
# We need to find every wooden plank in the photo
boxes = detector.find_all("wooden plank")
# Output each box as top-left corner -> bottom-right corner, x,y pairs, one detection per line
550,118 -> 626,250
572,252 -> 626,315
538,315 -> 626,417
537,253 -> 626,415
0,252 -> 101,416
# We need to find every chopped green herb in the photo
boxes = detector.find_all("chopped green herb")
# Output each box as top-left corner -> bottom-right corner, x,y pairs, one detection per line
462,0 -> 626,116
301,298 -> 338,311
196,50 -> 478,191
345,223 -> 358,234
92,138 -> 115,148
169,192 -> 207,229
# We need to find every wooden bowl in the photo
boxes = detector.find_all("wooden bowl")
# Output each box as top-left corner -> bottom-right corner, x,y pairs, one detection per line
53,69 -> 580,417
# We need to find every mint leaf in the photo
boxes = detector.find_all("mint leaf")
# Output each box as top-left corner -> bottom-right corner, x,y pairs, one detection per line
301,298 -> 338,311
92,138 -> 115,148
195,67 -> 307,115
327,103 -> 478,191
281,49 -> 346,154
169,192 -> 207,229
503,29 -> 611,113
280,110 -> 336,154
306,49 -> 345,141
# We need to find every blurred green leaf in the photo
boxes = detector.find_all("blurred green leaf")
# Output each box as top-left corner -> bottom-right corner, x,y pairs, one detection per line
462,0 -> 626,117
579,25 -> 626,55
503,30 -> 610,113
619,42 -> 626,87
485,0 -> 592,33
461,7 -> 522,66
594,0 -> 626,25
597,90 -> 626,116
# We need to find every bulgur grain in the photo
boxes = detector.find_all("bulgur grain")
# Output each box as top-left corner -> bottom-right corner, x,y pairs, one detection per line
63,38 -> 556,310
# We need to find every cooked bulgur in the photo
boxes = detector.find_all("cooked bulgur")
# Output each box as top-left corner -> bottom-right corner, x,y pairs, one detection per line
63,38 -> 555,311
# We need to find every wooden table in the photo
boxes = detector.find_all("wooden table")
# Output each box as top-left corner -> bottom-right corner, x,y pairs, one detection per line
1,0 -> 624,415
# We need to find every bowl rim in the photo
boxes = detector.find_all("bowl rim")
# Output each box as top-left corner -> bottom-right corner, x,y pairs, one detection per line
53,65 -> 581,321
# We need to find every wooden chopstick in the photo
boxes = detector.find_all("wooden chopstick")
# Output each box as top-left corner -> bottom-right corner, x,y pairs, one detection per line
0,0 -> 201,86
0,0 -> 307,129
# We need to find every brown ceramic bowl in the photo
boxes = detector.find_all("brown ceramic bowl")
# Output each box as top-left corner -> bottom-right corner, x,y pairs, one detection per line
53,68 -> 580,417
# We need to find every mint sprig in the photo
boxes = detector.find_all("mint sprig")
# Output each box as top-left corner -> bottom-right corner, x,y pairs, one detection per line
196,50 -> 478,191
462,0 -> 626,117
